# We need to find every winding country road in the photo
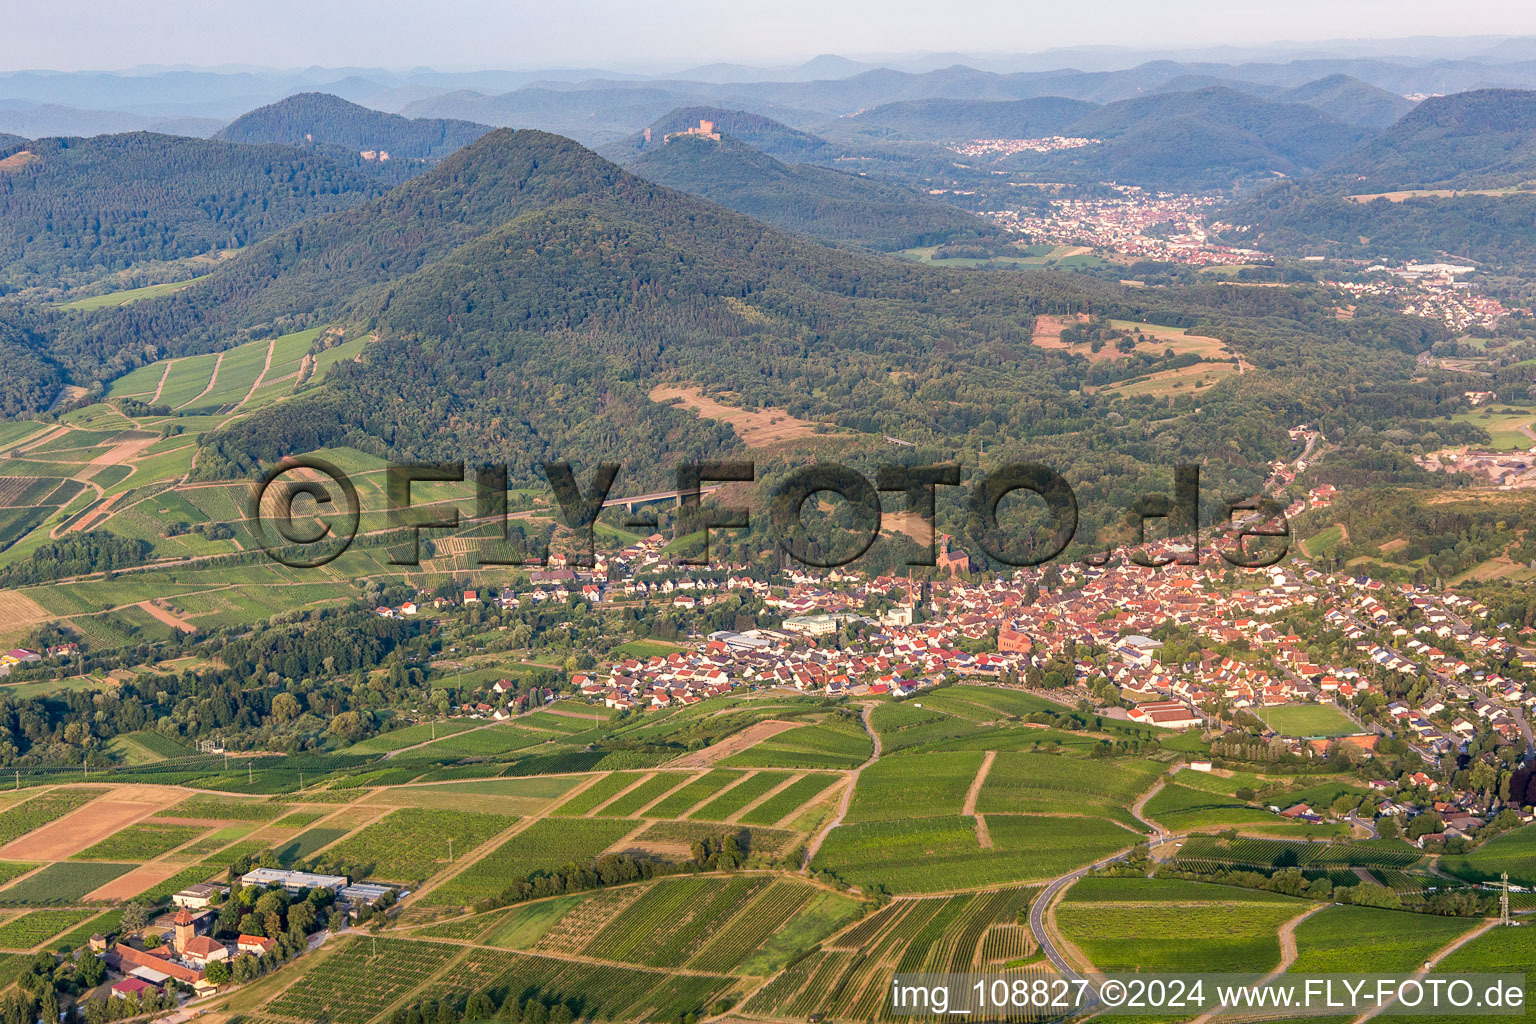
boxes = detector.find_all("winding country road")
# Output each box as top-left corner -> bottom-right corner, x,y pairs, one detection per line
1028,767 -> 1183,977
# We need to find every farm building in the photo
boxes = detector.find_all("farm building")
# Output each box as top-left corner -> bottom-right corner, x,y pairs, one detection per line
241,868 -> 348,893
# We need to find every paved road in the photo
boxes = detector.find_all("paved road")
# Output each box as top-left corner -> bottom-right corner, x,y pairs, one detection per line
1027,837 -> 1183,979
1027,769 -> 1184,979
1347,811 -> 1379,838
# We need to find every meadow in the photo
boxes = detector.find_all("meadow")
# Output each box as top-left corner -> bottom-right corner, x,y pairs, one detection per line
1257,703 -> 1360,737
1440,822 -> 1536,886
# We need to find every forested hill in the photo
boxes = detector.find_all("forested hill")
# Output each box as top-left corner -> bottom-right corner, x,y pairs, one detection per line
1275,74 -> 1416,131
601,107 -> 834,164
0,134 -> 25,152
831,96 -> 1097,142
625,133 -> 988,249
1215,89 -> 1536,265
1000,87 -> 1369,190
216,92 -> 492,164
0,307 -> 63,418
1313,88 -> 1536,189
77,128 -> 1431,522
0,133 -> 381,290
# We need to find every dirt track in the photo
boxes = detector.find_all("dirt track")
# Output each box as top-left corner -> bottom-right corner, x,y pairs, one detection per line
665,719 -> 803,768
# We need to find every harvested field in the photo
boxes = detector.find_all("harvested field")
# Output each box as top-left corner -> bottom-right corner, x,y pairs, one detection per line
649,385 -> 828,447
136,601 -> 198,634
81,434 -> 159,473
666,721 -> 804,768
0,593 -> 50,629
1100,361 -> 1236,398
0,786 -> 183,861
82,862 -> 185,902
882,511 -> 933,545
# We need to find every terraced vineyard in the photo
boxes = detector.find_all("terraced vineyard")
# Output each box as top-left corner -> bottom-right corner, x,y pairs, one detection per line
266,937 -> 462,1024
582,875 -> 770,966
746,888 -> 1043,1021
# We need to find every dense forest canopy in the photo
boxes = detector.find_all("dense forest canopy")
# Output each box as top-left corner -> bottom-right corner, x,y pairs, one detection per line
0,133 -> 382,290
215,92 -> 493,163
626,133 -> 990,249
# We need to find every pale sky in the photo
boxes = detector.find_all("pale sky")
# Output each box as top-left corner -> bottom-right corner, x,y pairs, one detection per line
7,0 -> 1536,72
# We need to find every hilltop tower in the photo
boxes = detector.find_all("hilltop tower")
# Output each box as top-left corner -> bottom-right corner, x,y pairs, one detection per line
173,907 -> 195,954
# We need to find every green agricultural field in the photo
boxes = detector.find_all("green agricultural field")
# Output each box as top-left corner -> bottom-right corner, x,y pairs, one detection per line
273,827 -> 349,866
736,887 -> 865,976
408,725 -> 547,759
550,772 -> 644,816
738,773 -> 840,826
270,810 -> 327,829
57,276 -> 209,311
72,822 -> 205,861
0,908 -> 97,950
1177,835 -> 1421,869
813,814 -> 1135,893
0,862 -> 134,905
686,879 -> 822,973
1257,703 -> 1360,737
303,808 -> 507,886
722,721 -> 873,769
581,875 -> 770,967
1306,524 -> 1346,557
106,730 -> 195,764
479,892 -> 591,948
0,789 -> 105,845
1287,904 -> 1477,974
688,771 -> 792,820
265,937 -> 463,1024
1058,876 -> 1306,973
642,769 -> 745,818
426,818 -> 634,907
975,752 -> 1163,821
1441,822 -> 1536,887
153,794 -> 282,821
592,773 -> 689,818
409,945 -> 731,1023
370,777 -> 582,815
845,750 -> 984,822
1419,917 -> 1536,1024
